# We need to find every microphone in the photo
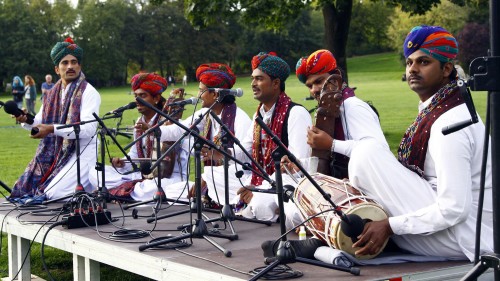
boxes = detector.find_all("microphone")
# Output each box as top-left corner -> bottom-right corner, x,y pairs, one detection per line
208,88 -> 243,98
167,97 -> 200,107
140,162 -> 152,175
340,214 -> 365,242
3,100 -> 35,124
106,102 -> 137,115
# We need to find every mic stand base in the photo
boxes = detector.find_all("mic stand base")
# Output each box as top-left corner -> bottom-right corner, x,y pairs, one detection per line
461,253 -> 499,281
139,139 -> 233,256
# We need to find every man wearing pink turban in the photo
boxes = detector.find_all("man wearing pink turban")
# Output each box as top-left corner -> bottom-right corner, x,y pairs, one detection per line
159,63 -> 252,207
89,73 -> 190,202
345,25 -> 493,261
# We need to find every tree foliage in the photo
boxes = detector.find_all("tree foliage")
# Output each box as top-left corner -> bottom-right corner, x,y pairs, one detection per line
457,22 -> 490,70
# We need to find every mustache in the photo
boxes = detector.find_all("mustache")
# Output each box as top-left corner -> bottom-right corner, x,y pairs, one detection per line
408,74 -> 422,80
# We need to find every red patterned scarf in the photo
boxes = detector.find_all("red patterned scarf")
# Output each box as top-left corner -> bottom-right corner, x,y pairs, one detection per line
202,103 -> 237,166
10,73 -> 87,197
398,81 -> 463,176
251,92 -> 292,186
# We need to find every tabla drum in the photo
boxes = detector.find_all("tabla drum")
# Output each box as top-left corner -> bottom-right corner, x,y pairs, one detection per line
293,173 -> 388,259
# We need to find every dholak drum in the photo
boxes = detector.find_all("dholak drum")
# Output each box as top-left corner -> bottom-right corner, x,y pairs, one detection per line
293,173 -> 388,259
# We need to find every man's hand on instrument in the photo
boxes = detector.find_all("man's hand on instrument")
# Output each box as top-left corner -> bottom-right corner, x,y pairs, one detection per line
280,155 -> 298,173
237,187 -> 253,204
352,219 -> 393,256
134,121 -> 149,134
307,126 -> 333,150
111,157 -> 125,168
201,146 -> 223,162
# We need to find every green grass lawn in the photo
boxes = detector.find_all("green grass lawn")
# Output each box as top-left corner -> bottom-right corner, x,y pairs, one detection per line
0,52 -> 488,280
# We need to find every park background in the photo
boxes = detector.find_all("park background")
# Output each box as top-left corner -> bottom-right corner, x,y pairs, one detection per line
0,0 -> 491,280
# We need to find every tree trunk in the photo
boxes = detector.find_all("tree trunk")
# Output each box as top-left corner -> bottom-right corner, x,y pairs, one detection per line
322,0 -> 353,83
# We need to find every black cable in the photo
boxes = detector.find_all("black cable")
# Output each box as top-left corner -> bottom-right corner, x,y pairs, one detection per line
41,220 -> 67,281
249,264 -> 303,280
9,213 -> 65,281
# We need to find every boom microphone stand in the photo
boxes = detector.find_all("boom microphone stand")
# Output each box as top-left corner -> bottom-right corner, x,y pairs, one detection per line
460,1 -> 500,278
203,110 -> 272,228
42,123 -> 85,205
122,108 -> 191,211
249,117 -> 361,280
144,107 -> 273,224
136,97 -> 237,256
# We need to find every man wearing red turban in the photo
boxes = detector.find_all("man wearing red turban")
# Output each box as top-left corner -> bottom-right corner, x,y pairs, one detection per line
159,63 -> 252,207
274,49 -> 388,229
89,73 -> 190,202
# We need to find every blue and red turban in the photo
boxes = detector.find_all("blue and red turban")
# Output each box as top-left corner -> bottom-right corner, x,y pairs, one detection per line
131,73 -> 168,96
251,52 -> 290,82
196,63 -> 236,89
50,37 -> 83,66
403,25 -> 458,62
295,49 -> 337,84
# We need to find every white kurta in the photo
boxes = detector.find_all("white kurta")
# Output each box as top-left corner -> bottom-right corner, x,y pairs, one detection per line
284,96 -> 389,228
159,106 -> 252,204
238,104 -> 313,222
89,115 -> 190,202
349,98 -> 493,261
22,81 -> 101,200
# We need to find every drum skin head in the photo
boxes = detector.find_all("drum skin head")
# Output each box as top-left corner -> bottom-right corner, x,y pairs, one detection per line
332,202 -> 388,259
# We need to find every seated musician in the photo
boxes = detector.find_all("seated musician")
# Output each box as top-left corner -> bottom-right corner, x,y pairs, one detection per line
235,52 -> 312,222
10,38 -> 101,201
89,73 -> 190,202
266,26 -> 494,263
281,49 -> 388,228
348,25 -> 493,261
158,63 -> 252,207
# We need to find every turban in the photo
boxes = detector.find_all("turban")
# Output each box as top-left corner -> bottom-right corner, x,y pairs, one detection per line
296,49 -> 337,84
131,73 -> 168,96
196,63 -> 236,89
50,37 -> 83,65
251,52 -> 290,82
403,25 -> 458,62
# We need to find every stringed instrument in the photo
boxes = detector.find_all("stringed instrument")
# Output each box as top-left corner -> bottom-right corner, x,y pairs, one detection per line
144,88 -> 186,179
312,71 -> 344,176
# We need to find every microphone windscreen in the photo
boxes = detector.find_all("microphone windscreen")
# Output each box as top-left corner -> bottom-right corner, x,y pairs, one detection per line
340,213 -> 364,239
128,102 -> 137,109
140,162 -> 152,175
3,100 -> 22,116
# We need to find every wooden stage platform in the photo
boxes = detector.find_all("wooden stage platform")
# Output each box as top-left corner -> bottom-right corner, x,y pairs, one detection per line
0,198 -> 484,281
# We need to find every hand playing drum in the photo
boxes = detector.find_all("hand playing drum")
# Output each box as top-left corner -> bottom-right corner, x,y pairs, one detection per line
293,173 -> 388,259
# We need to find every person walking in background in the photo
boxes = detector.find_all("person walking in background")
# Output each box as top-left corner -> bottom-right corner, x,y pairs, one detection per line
41,74 -> 54,102
182,74 -> 187,86
24,75 -> 37,116
11,76 -> 25,110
